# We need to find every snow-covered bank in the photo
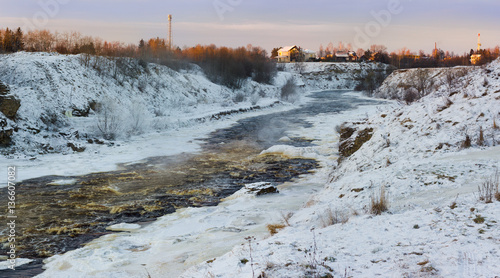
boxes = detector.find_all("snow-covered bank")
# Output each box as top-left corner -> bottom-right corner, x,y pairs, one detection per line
0,52 -> 291,157
281,61 -> 391,91
178,61 -> 500,277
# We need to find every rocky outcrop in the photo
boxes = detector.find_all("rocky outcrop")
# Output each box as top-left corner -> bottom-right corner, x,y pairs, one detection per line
0,81 -> 20,120
338,124 -> 374,162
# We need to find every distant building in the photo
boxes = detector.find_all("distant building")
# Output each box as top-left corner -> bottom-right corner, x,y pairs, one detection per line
470,53 -> 482,65
276,45 -> 299,63
303,49 -> 317,61
335,51 -> 358,62
276,46 -> 316,62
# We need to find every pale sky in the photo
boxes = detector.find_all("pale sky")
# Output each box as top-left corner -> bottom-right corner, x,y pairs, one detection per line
1,0 -> 499,55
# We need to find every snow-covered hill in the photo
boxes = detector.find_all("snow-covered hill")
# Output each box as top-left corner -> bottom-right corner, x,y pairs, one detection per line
0,52 -> 285,156
180,61 -> 500,277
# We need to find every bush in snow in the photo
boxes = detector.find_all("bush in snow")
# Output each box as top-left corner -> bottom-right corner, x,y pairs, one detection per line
95,97 -> 121,140
280,78 -> 299,103
478,170 -> 499,203
233,92 -> 246,103
410,68 -> 434,98
355,69 -> 387,96
126,97 -> 152,136
250,93 -> 260,105
403,88 -> 419,104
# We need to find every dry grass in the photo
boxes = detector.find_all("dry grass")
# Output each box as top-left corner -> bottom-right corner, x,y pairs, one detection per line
267,224 -> 286,236
370,186 -> 389,215
461,134 -> 472,149
321,208 -> 349,227
477,126 -> 485,146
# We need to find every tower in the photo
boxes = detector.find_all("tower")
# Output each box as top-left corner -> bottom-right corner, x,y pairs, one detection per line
168,14 -> 173,50
477,33 -> 481,52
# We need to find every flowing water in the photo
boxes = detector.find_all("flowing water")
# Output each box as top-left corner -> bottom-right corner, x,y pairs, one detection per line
0,90 -> 383,277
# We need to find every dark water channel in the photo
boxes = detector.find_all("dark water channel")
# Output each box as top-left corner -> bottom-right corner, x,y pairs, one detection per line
0,90 -> 383,277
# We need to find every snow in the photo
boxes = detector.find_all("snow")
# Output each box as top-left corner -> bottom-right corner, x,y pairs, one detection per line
178,61 -> 500,277
1,52 -> 500,277
0,53 -> 363,183
34,91 -> 385,278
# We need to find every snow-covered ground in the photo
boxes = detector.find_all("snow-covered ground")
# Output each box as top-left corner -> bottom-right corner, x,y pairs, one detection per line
179,62 -> 500,277
1,53 -> 499,277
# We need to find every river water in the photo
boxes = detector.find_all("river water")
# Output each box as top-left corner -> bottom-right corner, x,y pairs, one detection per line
0,90 -> 384,277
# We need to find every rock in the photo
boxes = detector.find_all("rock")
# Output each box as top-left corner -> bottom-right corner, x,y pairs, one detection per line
72,106 -> 91,117
0,81 -> 20,120
0,81 -> 9,95
67,142 -> 86,152
0,95 -> 21,120
0,128 -> 14,146
244,182 -> 279,196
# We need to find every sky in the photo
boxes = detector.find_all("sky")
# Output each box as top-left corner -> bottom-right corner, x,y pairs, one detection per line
0,0 -> 499,55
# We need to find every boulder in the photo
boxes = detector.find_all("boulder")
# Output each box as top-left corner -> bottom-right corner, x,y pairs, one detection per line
0,81 -> 20,120
244,182 -> 279,196
0,96 -> 21,120
67,142 -> 86,152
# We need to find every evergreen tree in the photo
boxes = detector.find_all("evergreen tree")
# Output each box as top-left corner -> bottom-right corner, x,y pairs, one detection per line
13,27 -> 24,52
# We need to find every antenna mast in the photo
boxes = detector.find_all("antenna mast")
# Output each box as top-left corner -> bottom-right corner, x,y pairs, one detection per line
477,33 -> 481,52
168,14 -> 173,50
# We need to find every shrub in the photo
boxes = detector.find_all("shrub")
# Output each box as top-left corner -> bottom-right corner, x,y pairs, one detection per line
445,69 -> 456,93
403,88 -> 419,104
370,186 -> 388,215
250,93 -> 260,105
479,171 -> 499,203
126,97 -> 152,136
96,97 -> 121,140
355,69 -> 388,96
280,78 -> 299,103
233,92 -> 246,103
280,211 -> 294,226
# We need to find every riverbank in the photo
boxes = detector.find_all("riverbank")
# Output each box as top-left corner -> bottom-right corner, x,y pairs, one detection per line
179,61 -> 500,277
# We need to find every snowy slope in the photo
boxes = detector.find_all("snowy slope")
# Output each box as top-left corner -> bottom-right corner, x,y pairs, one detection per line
0,52 -> 290,156
0,53 -> 372,159
180,61 -> 500,277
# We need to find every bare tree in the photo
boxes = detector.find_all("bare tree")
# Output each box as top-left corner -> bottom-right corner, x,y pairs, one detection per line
444,69 -> 456,94
96,97 -> 121,140
411,69 -> 433,98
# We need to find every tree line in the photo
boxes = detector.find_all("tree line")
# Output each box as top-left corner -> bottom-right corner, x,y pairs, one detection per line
310,41 -> 500,69
0,27 -> 276,89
